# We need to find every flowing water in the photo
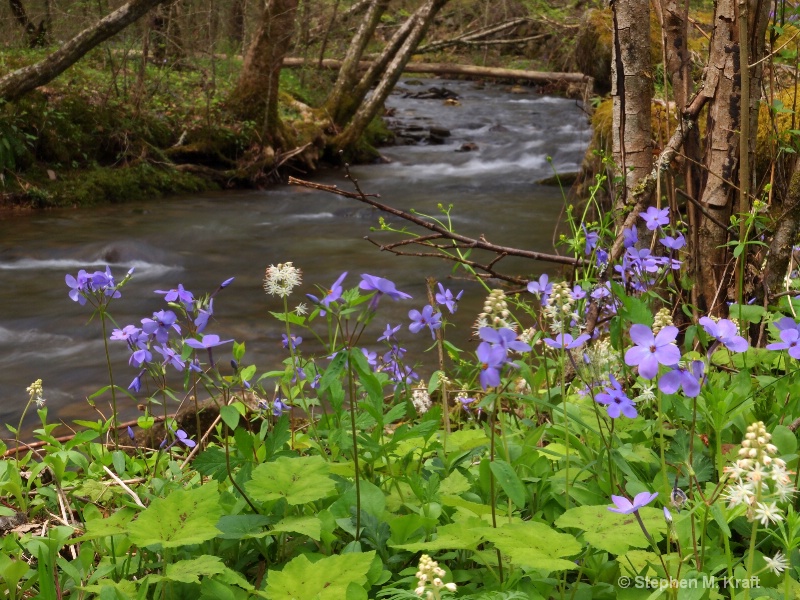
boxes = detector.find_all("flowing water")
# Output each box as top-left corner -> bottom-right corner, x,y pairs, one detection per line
0,78 -> 591,430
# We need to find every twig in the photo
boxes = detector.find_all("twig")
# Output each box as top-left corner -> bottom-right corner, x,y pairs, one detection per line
102,465 -> 145,508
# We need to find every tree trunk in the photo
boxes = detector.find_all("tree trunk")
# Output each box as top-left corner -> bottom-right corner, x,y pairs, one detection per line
762,158 -> 800,298
332,0 -> 450,153
9,0 -> 48,48
0,0 -> 170,103
694,0 -> 770,313
611,0 -> 652,217
228,0 -> 245,48
151,0 -> 184,63
228,0 -> 299,148
323,0 -> 390,125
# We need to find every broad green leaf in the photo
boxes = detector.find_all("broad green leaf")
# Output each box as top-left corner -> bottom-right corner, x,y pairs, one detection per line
728,303 -> 766,324
489,459 -> 528,508
330,481 -> 385,520
443,428 -> 488,453
556,505 -> 666,555
479,521 -> 580,574
771,424 -> 797,456
439,470 -> 470,496
128,483 -> 222,548
265,551 -> 375,600
441,494 -> 506,516
390,522 -> 483,552
165,555 -> 225,583
194,447 -> 246,481
220,405 -> 240,430
272,515 -> 322,541
74,507 -> 136,542
216,514 -> 272,540
246,455 -> 335,505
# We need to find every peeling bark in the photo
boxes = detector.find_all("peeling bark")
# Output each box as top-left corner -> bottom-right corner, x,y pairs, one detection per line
611,0 -> 652,214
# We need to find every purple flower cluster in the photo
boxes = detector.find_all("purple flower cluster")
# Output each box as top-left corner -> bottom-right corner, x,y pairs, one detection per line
66,266 -> 127,306
408,305 -> 442,339
435,283 -> 463,314
476,327 -> 531,389
595,375 -> 637,418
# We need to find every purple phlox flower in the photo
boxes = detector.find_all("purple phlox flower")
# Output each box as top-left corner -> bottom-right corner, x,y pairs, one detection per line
188,358 -> 202,373
127,425 -> 135,441
527,274 -> 553,303
435,283 -> 464,314
280,333 -> 303,350
582,224 -> 599,255
378,323 -> 402,343
595,374 -> 638,418
308,272 -> 348,316
479,327 -> 531,353
623,226 -> 638,249
194,298 -> 214,332
774,317 -> 800,333
110,324 -> 144,348
129,348 -> 152,368
458,396 -> 476,411
640,206 -> 670,231
154,344 -> 185,371
292,364 -> 306,383
699,317 -> 748,353
186,334 -> 234,350
572,284 -> 587,300
359,274 -> 412,302
361,348 -> 378,368
174,429 -> 196,448
408,305 -> 442,339
660,233 -> 686,250
658,360 -> 705,397
767,328 -> 800,360
477,342 -> 507,389
141,310 -> 181,344
544,332 -> 590,350
128,372 -> 143,392
220,277 -> 235,288
65,270 -> 89,305
155,284 -> 194,309
591,282 -> 612,300
310,373 -> 321,389
608,491 -> 658,514
596,248 -> 609,266
272,397 -> 290,417
624,324 -> 681,380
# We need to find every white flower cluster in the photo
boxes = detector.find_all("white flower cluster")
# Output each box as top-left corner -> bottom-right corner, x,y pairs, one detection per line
414,554 -> 456,599
723,421 -> 795,525
26,379 -> 45,407
412,381 -> 432,415
263,262 -> 302,298
652,307 -> 674,334
543,282 -> 578,334
474,289 -> 515,331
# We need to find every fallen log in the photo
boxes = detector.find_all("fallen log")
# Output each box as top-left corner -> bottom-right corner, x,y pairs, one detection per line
283,57 -> 591,85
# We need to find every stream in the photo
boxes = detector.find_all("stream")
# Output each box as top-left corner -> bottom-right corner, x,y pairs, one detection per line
0,78 -> 591,430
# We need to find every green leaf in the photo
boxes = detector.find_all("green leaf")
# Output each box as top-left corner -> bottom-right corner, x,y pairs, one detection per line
216,514 -> 272,540
479,521 -> 581,573
111,450 -> 127,475
771,424 -> 797,456
269,311 -> 306,326
489,459 -> 528,508
556,505 -> 666,555
194,447 -> 245,481
319,352 -> 348,393
220,405 -> 240,430
728,303 -> 766,324
272,515 -> 322,541
128,483 -> 222,548
391,522 -> 484,552
74,507 -> 136,542
265,551 -> 375,600
165,555 -> 225,583
246,455 -> 335,505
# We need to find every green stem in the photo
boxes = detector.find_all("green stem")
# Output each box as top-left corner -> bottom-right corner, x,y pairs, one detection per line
346,357 -> 361,542
743,517 -> 759,600
561,347 -> 570,510
100,308 -> 119,447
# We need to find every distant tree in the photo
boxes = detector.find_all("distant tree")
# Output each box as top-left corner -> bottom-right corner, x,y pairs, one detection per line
0,0 -> 171,103
9,0 -> 47,48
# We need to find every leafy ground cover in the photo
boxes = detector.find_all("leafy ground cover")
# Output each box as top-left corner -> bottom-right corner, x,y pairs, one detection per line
3,180 -> 800,600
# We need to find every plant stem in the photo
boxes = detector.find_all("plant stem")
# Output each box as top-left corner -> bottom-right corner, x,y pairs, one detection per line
99,308 -> 119,448
346,357 -> 361,542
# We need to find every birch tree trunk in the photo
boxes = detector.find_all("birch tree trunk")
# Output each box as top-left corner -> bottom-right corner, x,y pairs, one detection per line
0,0 -> 170,103
332,0 -> 450,154
611,0 -> 652,217
228,0 -> 299,148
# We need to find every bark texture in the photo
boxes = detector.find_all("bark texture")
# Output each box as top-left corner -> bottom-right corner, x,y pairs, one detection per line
611,0 -> 652,211
332,0 -> 450,153
228,0 -> 299,147
0,0 -> 170,103
762,159 -> 800,298
323,0 -> 390,126
695,0 -> 770,313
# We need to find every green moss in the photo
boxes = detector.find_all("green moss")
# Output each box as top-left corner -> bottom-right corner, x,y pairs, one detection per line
37,163 -> 216,208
